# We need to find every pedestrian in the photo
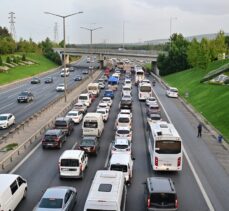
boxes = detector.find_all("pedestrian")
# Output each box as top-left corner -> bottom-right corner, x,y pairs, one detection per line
197,123 -> 202,137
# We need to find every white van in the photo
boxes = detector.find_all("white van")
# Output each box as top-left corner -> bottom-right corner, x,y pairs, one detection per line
122,85 -> 132,96
166,87 -> 179,98
59,150 -> 88,179
108,153 -> 134,184
78,93 -> 92,107
84,170 -> 127,211
87,83 -> 100,97
0,174 -> 27,211
82,113 -> 104,137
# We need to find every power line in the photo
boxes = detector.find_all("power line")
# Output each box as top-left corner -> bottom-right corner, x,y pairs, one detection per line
9,12 -> 16,40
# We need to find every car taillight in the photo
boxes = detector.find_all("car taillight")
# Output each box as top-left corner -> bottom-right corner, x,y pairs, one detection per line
155,157 -> 158,166
147,196 -> 151,208
177,157 -> 181,167
175,198 -> 178,208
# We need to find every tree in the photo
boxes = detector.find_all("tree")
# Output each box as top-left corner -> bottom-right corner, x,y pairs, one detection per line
0,56 -> 2,66
187,38 -> 200,67
0,27 -> 11,38
198,38 -> 211,70
214,31 -> 226,59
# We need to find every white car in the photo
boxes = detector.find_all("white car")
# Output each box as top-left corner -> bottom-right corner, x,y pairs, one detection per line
119,109 -> 132,119
56,84 -> 65,92
97,102 -> 110,112
78,93 -> 92,107
140,79 -> 151,85
115,114 -> 132,129
146,97 -> 157,106
96,108 -> 109,122
98,82 -> 105,89
124,79 -> 132,88
101,97 -> 113,107
111,138 -> 131,155
166,87 -> 179,98
122,85 -> 132,96
65,110 -> 83,124
60,69 -> 70,77
0,113 -> 15,129
115,126 -> 132,141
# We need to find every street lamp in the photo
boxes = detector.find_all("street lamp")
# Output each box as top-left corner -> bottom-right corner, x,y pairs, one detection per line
80,26 -> 103,71
44,11 -> 83,102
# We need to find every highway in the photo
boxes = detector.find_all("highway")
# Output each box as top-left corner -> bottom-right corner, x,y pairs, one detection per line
12,72 -> 226,211
0,57 -> 99,137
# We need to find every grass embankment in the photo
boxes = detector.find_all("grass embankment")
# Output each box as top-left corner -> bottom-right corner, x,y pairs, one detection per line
163,59 -> 229,142
0,53 -> 58,85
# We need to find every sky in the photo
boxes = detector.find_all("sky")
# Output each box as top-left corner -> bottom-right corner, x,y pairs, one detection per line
1,0 -> 229,44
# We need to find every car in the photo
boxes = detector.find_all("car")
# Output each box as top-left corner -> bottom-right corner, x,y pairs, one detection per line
124,79 -> 132,88
101,97 -> 113,107
111,138 -> 131,155
74,75 -> 82,81
65,110 -> 83,124
122,85 -> 132,96
144,177 -> 178,211
56,84 -> 65,92
147,113 -> 162,123
115,114 -> 132,129
101,75 -> 108,82
146,97 -> 157,106
89,66 -> 93,70
140,79 -> 151,85
98,82 -> 105,89
0,113 -> 15,129
42,129 -> 66,149
78,136 -> 100,155
96,108 -> 109,122
44,77 -> 53,83
69,66 -> 75,72
97,102 -> 110,112
73,102 -> 87,114
60,69 -> 70,77
82,69 -> 89,74
166,87 -> 179,98
119,109 -> 132,119
146,103 -> 161,115
31,77 -> 41,84
17,91 -> 34,103
54,117 -> 74,136
119,96 -> 132,110
104,89 -> 114,99
33,186 -> 77,211
115,126 -> 132,142
78,93 -> 92,107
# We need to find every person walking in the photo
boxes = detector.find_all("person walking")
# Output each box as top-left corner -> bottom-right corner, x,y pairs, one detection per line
197,123 -> 202,137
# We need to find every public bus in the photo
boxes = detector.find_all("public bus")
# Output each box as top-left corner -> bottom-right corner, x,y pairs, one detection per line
138,82 -> 152,100
147,121 -> 183,171
135,68 -> 145,85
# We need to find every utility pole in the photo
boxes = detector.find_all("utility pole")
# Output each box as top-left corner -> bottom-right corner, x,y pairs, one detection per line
54,22 -> 59,43
9,12 -> 16,40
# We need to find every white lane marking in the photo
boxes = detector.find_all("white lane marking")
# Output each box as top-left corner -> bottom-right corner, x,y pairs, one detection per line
7,93 -> 18,99
24,102 -> 34,109
10,143 -> 41,173
104,143 -> 112,168
0,102 -> 15,112
153,87 -> 215,211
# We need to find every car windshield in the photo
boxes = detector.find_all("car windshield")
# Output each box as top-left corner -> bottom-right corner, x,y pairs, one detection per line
44,135 -> 57,141
110,164 -> 127,172
150,193 -> 176,208
170,89 -> 178,92
121,100 -> 131,104
84,121 -> 98,128
61,159 -> 79,167
79,96 -> 88,100
67,112 -> 78,116
117,129 -> 129,134
114,144 -> 128,149
140,86 -> 151,92
156,140 -> 181,154
118,117 -> 130,123
0,116 -> 7,120
55,121 -> 67,127
97,110 -> 105,114
39,198 -> 63,209
105,91 -> 112,94
20,92 -> 29,96
102,98 -> 110,102
81,139 -> 95,146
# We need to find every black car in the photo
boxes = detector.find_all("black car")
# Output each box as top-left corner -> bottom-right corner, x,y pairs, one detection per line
119,97 -> 132,110
54,117 -> 74,136
44,77 -> 53,83
144,177 -> 178,211
69,66 -> 75,72
42,129 -> 66,149
82,69 -> 89,74
17,91 -> 34,103
31,77 -> 41,84
74,75 -> 82,81
78,136 -> 100,155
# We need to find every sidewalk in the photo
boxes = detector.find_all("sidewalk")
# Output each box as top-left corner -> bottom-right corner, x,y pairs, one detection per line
0,70 -> 101,169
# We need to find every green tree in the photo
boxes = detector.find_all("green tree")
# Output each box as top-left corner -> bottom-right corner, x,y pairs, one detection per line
0,27 -> 11,38
6,56 -> 11,63
0,56 -> 2,66
214,31 -> 226,59
22,54 -> 26,61
187,38 -> 200,67
198,38 -> 211,70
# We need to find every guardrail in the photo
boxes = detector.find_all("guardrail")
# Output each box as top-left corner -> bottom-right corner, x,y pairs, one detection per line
0,70 -> 100,170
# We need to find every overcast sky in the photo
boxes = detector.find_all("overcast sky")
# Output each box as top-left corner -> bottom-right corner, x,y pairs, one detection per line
1,0 -> 229,44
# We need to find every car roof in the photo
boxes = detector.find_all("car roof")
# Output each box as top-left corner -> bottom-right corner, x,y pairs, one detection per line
45,129 -> 61,135
43,187 -> 69,198
116,126 -> 130,131
0,113 -> 12,117
67,110 -> 80,114
60,150 -> 84,159
114,138 -> 129,145
83,136 -> 97,140
118,114 -> 131,118
147,177 -> 175,193
56,117 -> 71,121
0,174 -> 21,191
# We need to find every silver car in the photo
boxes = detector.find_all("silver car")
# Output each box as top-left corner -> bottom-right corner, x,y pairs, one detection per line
33,186 -> 77,211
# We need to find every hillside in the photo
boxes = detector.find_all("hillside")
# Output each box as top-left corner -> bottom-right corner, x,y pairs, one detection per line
163,59 -> 229,142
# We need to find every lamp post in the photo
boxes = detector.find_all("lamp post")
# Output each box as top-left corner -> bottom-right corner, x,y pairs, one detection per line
80,26 -> 103,71
44,11 -> 83,102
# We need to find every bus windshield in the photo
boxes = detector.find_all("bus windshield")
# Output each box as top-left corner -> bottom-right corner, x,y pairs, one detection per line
140,86 -> 151,92
155,140 -> 181,154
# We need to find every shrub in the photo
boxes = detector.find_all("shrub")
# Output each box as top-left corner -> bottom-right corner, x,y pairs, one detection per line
0,56 -> 2,66
6,56 -> 11,63
22,54 -> 26,61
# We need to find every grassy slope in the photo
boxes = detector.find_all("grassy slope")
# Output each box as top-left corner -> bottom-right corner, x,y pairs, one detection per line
163,59 -> 229,141
0,53 -> 58,85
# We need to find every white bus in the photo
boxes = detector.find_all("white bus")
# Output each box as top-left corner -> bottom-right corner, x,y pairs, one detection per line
87,83 -> 100,97
147,121 -> 183,171
135,68 -> 145,85
84,170 -> 127,211
138,83 -> 152,100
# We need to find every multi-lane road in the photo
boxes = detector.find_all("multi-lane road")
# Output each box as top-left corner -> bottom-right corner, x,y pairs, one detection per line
0,58 -> 229,211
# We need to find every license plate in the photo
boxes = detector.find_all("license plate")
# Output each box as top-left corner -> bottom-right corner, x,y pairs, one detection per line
164,163 -> 172,166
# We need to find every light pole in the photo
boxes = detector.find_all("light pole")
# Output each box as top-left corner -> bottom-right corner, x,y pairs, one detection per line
44,11 -> 83,102
80,26 -> 103,71
169,16 -> 177,39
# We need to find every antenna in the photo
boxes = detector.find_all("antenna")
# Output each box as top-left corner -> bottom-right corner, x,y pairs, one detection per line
9,12 -> 16,40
